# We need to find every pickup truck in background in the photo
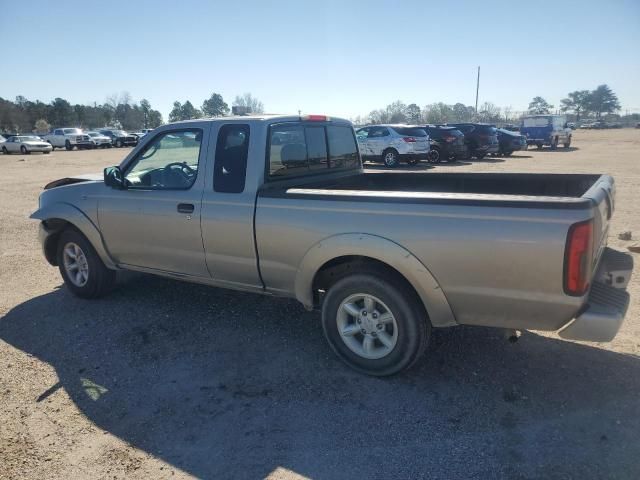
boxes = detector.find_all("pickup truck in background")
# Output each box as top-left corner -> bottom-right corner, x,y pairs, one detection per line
44,128 -> 95,151
31,115 -> 633,376
521,114 -> 572,149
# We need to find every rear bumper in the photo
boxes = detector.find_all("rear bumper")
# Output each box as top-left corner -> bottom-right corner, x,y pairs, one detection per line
475,144 -> 500,154
558,248 -> 633,342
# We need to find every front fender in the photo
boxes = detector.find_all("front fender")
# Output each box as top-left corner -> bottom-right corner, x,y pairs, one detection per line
294,233 -> 456,327
30,202 -> 116,269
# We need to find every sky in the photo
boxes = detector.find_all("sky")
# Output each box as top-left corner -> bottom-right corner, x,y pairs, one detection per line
1,0 -> 639,121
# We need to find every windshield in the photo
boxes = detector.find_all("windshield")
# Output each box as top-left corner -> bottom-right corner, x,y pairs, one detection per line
390,127 -> 427,137
87,132 -> 99,137
63,128 -> 82,134
18,136 -> 41,141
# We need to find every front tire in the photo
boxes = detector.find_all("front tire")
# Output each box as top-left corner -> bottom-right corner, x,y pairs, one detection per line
428,148 -> 441,163
65,140 -> 73,151
115,139 -> 123,148
564,137 -> 571,148
550,137 -> 558,150
56,229 -> 116,299
20,145 -> 29,154
321,272 -> 430,376
382,149 -> 399,168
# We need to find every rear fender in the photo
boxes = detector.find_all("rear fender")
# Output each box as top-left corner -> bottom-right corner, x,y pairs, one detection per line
294,233 -> 457,327
30,203 -> 117,269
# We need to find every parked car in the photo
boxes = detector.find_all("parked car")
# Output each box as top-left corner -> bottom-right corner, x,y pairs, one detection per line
1,135 -> 53,154
44,128 -> 94,150
98,129 -> 138,147
566,122 -> 576,129
355,125 -> 430,167
496,128 -> 528,156
129,132 -> 145,141
86,131 -> 112,148
445,123 -> 499,159
422,125 -> 466,163
520,115 -> 572,149
31,114 -> 632,376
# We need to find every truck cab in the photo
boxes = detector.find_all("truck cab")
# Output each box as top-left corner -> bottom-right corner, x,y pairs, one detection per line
520,115 -> 572,150
44,128 -> 94,151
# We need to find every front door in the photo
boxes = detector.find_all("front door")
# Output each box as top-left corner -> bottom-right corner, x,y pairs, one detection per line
98,127 -> 210,277
366,126 -> 390,156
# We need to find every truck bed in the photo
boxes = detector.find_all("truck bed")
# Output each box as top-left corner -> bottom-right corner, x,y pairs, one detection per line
271,171 -> 608,210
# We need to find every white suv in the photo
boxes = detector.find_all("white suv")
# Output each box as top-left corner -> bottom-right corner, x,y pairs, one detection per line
356,125 -> 430,167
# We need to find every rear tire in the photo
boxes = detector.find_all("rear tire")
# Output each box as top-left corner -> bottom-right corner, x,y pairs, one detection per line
2,146 -> 8,154
115,139 -> 123,148
536,143 -> 543,149
382,149 -> 399,168
321,272 -> 430,376
503,150 -> 513,157
406,158 -> 419,166
56,229 -> 116,299
550,137 -> 558,150
475,153 -> 486,160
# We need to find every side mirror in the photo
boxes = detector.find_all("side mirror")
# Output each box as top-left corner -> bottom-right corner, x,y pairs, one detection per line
103,166 -> 126,189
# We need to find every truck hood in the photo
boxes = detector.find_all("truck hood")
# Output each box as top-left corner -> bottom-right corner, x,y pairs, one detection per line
44,173 -> 103,190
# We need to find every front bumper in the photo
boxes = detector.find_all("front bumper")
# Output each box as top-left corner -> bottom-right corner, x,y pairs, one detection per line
558,248 -> 633,342
29,145 -> 53,152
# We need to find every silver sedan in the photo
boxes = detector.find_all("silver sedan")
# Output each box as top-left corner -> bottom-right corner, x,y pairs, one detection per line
1,135 -> 53,154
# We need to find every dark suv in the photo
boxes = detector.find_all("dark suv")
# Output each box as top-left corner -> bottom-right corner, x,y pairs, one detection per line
496,128 -> 527,156
422,125 -> 466,163
445,123 -> 499,159
99,129 -> 138,148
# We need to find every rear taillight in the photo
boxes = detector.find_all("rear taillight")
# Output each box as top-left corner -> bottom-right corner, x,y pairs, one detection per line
444,135 -> 456,143
564,220 -> 594,296
403,137 -> 416,143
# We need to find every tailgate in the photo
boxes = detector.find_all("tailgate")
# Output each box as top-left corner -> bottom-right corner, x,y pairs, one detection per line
583,175 -> 615,270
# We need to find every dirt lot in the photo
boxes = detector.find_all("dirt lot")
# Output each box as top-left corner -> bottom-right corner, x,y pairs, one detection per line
1,129 -> 639,479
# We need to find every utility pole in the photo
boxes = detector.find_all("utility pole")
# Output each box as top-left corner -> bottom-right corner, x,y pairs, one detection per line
475,66 -> 480,114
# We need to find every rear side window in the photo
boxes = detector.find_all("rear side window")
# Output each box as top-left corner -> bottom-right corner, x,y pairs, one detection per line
390,127 -> 427,137
268,123 -> 359,179
214,124 -> 250,193
327,126 -> 359,169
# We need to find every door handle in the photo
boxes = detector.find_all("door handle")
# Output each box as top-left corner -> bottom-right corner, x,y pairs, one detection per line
177,203 -> 195,214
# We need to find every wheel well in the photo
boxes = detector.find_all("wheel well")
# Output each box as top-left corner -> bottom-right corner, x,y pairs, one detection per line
311,255 -> 425,314
42,218 -> 74,266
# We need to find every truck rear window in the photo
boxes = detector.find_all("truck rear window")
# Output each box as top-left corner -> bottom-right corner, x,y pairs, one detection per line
268,124 -> 359,179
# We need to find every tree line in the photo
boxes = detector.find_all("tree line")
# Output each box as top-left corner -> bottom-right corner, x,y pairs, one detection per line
355,84 -> 624,126
354,101 -> 512,126
0,93 -> 164,134
0,91 -> 266,134
168,92 -> 264,122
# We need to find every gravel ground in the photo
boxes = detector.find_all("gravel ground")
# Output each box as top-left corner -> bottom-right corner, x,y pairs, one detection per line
1,129 -> 639,479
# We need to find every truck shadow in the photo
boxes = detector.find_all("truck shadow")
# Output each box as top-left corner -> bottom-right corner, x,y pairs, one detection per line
531,146 -> 580,153
1,274 -> 639,479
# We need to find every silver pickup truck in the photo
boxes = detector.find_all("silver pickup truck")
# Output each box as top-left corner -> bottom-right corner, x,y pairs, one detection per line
31,115 -> 633,376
